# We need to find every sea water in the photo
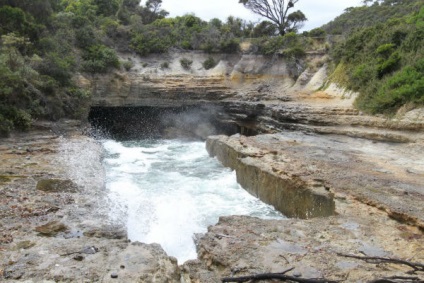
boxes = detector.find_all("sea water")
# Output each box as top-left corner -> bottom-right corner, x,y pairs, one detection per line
102,139 -> 283,262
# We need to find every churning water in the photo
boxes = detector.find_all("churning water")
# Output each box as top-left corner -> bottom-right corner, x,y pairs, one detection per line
102,139 -> 283,262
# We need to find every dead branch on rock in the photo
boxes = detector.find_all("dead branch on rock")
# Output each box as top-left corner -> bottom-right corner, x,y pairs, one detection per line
370,276 -> 424,283
337,253 -> 424,273
222,268 -> 339,283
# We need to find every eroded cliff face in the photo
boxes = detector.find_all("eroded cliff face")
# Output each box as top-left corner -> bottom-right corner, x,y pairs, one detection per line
83,51 -> 298,107
81,51 -> 424,142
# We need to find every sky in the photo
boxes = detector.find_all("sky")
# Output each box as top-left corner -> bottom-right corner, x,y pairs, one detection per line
157,0 -> 364,31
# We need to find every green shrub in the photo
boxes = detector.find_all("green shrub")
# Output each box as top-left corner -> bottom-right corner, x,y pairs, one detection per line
370,59 -> 424,113
351,63 -> 376,90
67,87 -> 91,99
130,28 -> 174,55
251,21 -> 277,37
0,114 -> 13,137
202,57 -> 217,70
377,51 -> 401,78
75,27 -> 97,49
37,52 -> 76,86
308,28 -> 326,37
329,3 -> 424,114
160,62 -> 169,69
281,46 -> 306,58
13,109 -> 32,131
180,58 -> 192,70
122,60 -> 134,71
376,43 -> 395,56
219,38 -> 240,53
82,44 -> 119,73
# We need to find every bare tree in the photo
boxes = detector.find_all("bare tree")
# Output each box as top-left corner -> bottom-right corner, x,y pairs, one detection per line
239,0 -> 307,35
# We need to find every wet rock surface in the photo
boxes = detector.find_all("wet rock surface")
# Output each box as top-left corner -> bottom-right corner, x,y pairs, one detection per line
206,133 -> 424,230
0,122 -> 180,282
0,121 -> 423,282
197,132 -> 424,282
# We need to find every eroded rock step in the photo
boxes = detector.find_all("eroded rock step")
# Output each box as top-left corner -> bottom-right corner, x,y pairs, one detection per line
206,133 -> 424,229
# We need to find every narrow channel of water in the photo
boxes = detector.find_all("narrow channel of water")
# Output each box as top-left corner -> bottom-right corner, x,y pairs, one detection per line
102,139 -> 283,262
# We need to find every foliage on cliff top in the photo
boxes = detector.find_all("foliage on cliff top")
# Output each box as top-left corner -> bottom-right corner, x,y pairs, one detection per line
322,0 -> 422,35
327,0 -> 424,114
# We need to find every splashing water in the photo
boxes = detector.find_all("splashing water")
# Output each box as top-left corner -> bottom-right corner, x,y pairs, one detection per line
102,139 -> 283,263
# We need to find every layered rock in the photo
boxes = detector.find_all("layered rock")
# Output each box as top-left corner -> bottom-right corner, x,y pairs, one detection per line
206,133 -> 424,230
206,135 -> 335,218
82,51 -> 424,142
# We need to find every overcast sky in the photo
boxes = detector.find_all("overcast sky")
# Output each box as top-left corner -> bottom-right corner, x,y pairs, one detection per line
158,0 -> 364,31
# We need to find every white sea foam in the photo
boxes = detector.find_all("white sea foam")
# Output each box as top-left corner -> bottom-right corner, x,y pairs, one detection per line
102,139 -> 283,263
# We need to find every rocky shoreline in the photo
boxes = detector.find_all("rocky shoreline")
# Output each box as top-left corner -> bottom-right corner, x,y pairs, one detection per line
1,120 -> 423,282
1,51 -> 423,282
0,122 -> 180,282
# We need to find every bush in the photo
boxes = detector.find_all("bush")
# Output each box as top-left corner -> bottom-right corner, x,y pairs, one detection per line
75,27 -> 97,49
0,114 -> 13,137
202,57 -> 217,70
251,21 -> 277,37
180,58 -> 192,70
130,28 -> 174,55
13,109 -> 32,131
329,5 -> 424,114
308,28 -> 326,37
160,62 -> 169,69
122,60 -> 134,71
351,63 -> 376,90
0,105 -> 32,133
281,46 -> 306,58
82,44 -> 119,73
219,38 -> 240,53
37,52 -> 75,86
369,59 -> 424,113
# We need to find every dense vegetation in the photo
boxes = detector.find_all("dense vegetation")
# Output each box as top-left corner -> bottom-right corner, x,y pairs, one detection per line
0,0 -> 422,136
325,0 -> 424,114
0,0 -> 317,136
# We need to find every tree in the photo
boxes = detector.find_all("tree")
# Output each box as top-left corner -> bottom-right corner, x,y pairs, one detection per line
140,0 -> 169,24
239,0 -> 307,35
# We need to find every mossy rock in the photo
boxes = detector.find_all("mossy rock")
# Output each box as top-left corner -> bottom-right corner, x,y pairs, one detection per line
14,240 -> 36,250
35,221 -> 68,236
36,179 -> 78,193
0,175 -> 13,183
0,175 -> 25,183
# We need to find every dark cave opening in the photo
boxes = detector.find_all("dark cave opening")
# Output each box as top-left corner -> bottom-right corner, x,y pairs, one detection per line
88,104 -> 242,140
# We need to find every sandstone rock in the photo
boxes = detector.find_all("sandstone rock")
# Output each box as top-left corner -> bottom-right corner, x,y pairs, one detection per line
206,135 -> 335,218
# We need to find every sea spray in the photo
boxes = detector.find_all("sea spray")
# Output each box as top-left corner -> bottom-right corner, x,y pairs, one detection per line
102,139 -> 283,262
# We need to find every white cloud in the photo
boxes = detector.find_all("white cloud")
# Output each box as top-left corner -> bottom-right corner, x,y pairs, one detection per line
159,0 -> 363,30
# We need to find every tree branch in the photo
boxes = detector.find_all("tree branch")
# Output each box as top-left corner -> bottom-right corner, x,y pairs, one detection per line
222,269 -> 339,283
370,276 -> 424,283
337,253 -> 424,273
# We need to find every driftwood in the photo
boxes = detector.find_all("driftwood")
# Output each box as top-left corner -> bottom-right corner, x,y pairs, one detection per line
221,268 -> 339,283
337,253 -> 424,273
222,254 -> 424,283
370,276 -> 424,283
